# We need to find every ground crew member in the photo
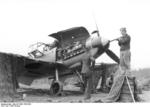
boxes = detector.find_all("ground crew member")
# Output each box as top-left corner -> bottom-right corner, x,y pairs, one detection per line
118,27 -> 131,71
96,27 -> 132,103
106,75 -> 113,90
81,52 -> 95,100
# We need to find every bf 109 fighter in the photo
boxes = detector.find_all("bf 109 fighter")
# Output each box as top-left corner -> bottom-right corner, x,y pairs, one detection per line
24,26 -> 119,95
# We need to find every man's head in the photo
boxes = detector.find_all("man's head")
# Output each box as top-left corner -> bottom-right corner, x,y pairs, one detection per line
120,27 -> 127,36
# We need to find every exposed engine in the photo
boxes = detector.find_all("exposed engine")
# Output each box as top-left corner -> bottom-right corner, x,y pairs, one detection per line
56,41 -> 85,60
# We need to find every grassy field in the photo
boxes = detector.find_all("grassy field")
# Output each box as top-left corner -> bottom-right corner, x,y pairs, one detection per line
133,68 -> 150,80
132,68 -> 150,90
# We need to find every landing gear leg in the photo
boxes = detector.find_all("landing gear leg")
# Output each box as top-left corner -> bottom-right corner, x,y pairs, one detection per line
49,68 -> 63,96
75,71 -> 85,93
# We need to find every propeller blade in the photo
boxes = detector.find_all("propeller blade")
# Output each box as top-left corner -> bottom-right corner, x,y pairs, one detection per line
105,49 -> 120,64
92,12 -> 100,37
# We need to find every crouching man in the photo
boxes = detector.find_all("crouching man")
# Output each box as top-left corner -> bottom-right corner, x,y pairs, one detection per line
106,75 -> 113,91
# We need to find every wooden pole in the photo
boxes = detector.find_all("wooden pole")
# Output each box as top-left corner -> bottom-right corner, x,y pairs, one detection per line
125,75 -> 135,103
120,66 -> 135,102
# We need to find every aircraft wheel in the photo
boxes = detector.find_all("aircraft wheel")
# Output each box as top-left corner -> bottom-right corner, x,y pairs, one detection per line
50,80 -> 63,96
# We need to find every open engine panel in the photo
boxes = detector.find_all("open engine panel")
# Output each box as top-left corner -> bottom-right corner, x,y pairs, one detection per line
48,27 -> 90,61
56,41 -> 85,61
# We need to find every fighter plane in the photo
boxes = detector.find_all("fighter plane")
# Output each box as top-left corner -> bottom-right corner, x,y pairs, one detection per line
23,26 -> 119,95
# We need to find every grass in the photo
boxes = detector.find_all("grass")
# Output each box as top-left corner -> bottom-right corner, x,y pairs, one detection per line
132,68 -> 150,91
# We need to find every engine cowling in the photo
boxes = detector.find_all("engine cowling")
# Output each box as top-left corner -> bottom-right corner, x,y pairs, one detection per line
85,34 -> 109,49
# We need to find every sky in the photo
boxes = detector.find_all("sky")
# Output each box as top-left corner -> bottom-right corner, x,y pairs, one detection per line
0,0 -> 150,69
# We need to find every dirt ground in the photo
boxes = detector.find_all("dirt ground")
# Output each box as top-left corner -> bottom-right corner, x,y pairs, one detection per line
16,84 -> 150,103
16,75 -> 150,103
17,76 -> 107,103
17,88 -> 107,103
2,68 -> 150,103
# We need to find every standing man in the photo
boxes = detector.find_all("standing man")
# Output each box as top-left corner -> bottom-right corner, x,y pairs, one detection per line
81,52 -> 95,100
96,27 -> 132,103
118,27 -> 131,72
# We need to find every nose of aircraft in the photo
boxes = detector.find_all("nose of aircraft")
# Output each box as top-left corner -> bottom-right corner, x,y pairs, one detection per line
85,34 -> 110,49
101,37 -> 110,47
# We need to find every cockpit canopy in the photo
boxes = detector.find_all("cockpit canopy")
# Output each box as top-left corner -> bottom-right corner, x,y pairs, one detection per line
28,42 -> 55,58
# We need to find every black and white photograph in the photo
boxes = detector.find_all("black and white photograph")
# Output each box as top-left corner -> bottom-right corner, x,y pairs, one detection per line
0,0 -> 150,105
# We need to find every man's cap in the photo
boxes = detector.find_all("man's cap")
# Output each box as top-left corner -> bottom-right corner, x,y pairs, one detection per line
120,27 -> 126,32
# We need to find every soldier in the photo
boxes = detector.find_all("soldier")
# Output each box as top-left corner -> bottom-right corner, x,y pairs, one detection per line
81,52 -> 95,100
118,27 -> 131,72
106,74 -> 113,91
96,28 -> 133,103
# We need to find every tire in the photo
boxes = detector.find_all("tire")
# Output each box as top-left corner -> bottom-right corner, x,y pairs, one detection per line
50,80 -> 63,96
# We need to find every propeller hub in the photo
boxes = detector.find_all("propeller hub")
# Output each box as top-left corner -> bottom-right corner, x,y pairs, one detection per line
101,37 -> 110,47
85,34 -> 102,48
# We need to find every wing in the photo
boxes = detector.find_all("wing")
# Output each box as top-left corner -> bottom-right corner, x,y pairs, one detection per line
25,58 -> 68,76
19,57 -> 67,85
